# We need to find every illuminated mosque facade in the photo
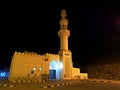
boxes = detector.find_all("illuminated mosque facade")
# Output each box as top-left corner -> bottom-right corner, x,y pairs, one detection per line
9,9 -> 88,82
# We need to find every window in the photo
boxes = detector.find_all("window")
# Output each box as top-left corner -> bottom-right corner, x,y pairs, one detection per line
31,70 -> 34,74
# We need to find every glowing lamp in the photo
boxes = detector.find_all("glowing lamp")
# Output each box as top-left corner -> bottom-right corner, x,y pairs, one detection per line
59,62 -> 63,69
0,72 -> 7,77
33,67 -> 36,70
39,67 -> 42,70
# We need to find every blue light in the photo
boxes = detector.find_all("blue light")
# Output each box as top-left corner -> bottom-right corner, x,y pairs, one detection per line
0,72 -> 8,77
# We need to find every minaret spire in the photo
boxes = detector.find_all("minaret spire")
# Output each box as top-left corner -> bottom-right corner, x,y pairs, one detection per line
61,9 -> 67,19
60,9 -> 68,30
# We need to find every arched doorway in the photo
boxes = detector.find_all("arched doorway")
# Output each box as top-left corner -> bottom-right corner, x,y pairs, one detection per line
49,61 -> 60,80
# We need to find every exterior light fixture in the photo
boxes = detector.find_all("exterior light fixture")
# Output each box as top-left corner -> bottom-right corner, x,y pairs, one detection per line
33,67 -> 36,70
39,67 -> 42,70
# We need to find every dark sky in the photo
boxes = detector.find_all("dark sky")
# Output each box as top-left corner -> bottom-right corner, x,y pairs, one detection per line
0,1 -> 120,69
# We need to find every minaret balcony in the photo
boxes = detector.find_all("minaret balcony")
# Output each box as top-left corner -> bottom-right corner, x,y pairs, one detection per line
58,29 -> 70,37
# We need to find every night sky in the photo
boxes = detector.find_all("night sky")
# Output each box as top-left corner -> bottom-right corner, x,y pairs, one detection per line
0,1 -> 120,70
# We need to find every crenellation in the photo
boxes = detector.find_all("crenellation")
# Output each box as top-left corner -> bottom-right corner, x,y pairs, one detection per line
46,53 -> 59,57
14,51 -> 17,54
21,52 -> 24,55
40,55 -> 43,58
18,52 -> 21,55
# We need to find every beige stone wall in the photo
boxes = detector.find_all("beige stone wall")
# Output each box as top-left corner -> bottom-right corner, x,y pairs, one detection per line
9,51 -> 60,82
10,52 -> 49,79
79,73 -> 88,79
59,50 -> 72,79
46,53 -> 60,61
72,67 -> 88,79
72,67 -> 80,79
9,51 -> 87,82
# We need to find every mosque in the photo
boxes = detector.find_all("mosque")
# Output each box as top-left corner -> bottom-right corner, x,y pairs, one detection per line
9,9 -> 88,82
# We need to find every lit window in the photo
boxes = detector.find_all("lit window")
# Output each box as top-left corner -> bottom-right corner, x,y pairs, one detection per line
33,67 -> 36,70
39,67 -> 42,70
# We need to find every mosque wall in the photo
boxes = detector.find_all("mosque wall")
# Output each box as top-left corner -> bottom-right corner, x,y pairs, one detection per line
72,67 -> 88,79
9,51 -> 60,82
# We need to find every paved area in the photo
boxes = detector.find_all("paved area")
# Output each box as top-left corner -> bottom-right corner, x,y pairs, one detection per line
0,79 -> 120,90
54,79 -> 120,90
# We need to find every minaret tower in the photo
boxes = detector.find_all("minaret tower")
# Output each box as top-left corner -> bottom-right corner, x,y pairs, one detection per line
58,9 -> 70,50
58,9 -> 72,79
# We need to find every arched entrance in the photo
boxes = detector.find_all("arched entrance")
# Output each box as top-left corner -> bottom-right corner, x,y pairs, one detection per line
49,61 -> 60,80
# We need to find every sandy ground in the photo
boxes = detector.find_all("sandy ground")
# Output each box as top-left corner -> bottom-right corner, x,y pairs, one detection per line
0,79 -> 120,90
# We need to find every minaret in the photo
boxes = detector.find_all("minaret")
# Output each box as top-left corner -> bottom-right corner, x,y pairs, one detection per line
58,9 -> 72,79
58,9 -> 70,50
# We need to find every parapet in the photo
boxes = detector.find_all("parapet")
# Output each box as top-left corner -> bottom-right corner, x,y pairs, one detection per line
12,51 -> 60,59
13,51 -> 41,57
